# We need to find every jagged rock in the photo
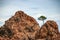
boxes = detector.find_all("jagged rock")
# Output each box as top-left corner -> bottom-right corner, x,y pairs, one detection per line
0,11 -> 40,40
39,20 -> 59,40
0,11 -> 60,40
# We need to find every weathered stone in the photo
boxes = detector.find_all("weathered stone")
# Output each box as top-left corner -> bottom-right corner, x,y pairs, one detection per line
39,20 -> 59,40
0,11 -> 60,40
0,11 -> 40,40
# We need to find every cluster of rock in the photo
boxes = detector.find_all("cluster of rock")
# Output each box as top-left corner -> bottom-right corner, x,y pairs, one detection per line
38,21 -> 59,40
0,11 -> 60,40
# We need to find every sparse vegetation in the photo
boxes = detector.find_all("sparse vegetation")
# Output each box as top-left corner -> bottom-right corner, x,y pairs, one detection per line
38,15 -> 47,24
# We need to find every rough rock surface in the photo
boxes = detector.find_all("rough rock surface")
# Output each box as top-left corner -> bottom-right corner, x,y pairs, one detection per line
0,11 -> 60,40
38,20 -> 60,40
0,11 -> 40,40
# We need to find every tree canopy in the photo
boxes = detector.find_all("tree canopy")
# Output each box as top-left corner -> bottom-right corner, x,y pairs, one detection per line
38,15 -> 47,24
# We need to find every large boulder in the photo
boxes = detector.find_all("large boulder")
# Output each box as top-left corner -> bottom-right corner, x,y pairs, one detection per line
39,20 -> 59,40
0,11 -> 40,40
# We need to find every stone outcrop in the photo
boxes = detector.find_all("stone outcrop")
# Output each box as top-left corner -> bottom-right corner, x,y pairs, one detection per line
0,11 -> 60,40
39,20 -> 59,40
0,11 -> 40,40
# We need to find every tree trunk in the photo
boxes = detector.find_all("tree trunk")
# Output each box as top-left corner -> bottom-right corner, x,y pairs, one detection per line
43,20 -> 44,24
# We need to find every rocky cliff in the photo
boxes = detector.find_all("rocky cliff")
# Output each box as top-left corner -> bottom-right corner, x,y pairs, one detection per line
0,11 -> 60,40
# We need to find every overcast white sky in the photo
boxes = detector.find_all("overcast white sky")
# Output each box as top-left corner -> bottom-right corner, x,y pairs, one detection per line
0,0 -> 60,31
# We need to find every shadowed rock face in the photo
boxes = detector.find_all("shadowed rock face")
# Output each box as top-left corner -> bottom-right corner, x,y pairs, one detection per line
0,11 -> 60,40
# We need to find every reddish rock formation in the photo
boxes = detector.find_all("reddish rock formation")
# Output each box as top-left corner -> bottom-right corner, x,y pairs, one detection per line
54,33 -> 60,40
0,11 -> 60,40
0,11 -> 40,40
39,20 -> 59,40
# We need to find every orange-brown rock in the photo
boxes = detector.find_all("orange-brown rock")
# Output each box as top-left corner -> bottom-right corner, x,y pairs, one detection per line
0,11 -> 40,40
0,11 -> 60,40
54,33 -> 60,40
39,20 -> 59,40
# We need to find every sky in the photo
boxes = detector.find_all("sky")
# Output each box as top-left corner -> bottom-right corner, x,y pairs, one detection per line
0,0 -> 60,31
